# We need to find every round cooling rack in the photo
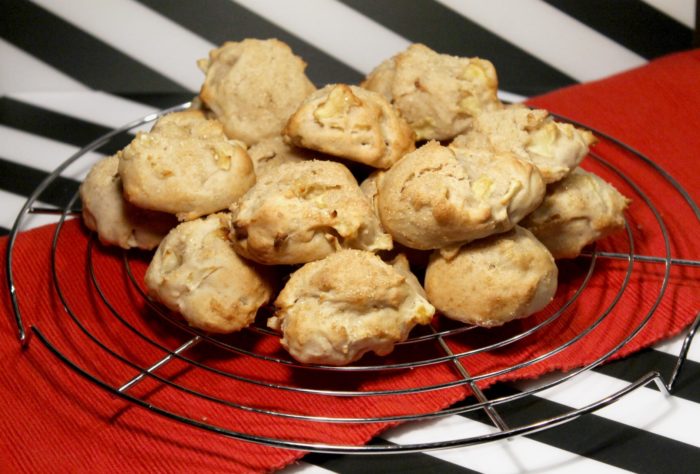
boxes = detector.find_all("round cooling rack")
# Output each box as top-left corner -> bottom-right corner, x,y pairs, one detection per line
5,104 -> 700,454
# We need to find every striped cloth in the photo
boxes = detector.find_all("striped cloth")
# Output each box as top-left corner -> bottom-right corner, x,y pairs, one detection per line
1,1 -> 698,473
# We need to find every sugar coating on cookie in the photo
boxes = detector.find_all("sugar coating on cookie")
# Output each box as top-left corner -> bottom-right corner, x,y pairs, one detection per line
268,249 -> 435,365
247,136 -> 313,178
118,109 -> 255,221
284,84 -> 415,169
425,226 -> 558,327
521,168 -> 630,259
362,43 -> 501,141
377,141 -> 544,252
198,39 -> 316,145
145,213 -> 275,334
452,104 -> 596,184
80,155 -> 176,249
230,160 -> 393,265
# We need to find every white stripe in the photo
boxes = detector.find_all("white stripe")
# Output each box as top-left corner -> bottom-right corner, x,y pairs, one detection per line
384,415 -> 631,473
654,329 -> 700,364
436,0 -> 648,83
498,90 -> 528,103
642,0 -> 696,28
0,190 -> 61,232
9,91 -> 159,130
516,370 -> 700,447
0,124 -> 103,181
279,462 -> 336,474
30,0 -> 214,92
232,0 -> 410,74
0,39 -> 89,93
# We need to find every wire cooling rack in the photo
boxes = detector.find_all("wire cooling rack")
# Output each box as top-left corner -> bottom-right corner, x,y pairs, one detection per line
5,103 -> 700,454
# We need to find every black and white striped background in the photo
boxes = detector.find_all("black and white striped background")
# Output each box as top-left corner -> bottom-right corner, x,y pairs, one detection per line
1,1 -> 698,473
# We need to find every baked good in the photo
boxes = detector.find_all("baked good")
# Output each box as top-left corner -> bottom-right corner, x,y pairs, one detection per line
284,84 -> 415,169
118,109 -> 255,221
230,160 -> 392,265
521,167 -> 630,258
362,43 -> 501,140
80,155 -> 176,249
451,104 -> 596,184
268,249 -> 435,365
425,226 -> 558,327
247,136 -> 313,177
377,141 -> 544,252
144,213 -> 275,334
198,39 -> 316,145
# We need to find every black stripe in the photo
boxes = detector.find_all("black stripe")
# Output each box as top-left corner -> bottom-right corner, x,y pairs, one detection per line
137,0 -> 364,87
0,0 -> 189,108
0,226 -> 9,237
0,97 -> 133,156
457,384 -> 700,473
544,0 -> 693,60
339,0 -> 577,96
0,157 -> 80,209
593,348 -> 700,404
695,4 -> 700,47
305,439 -> 481,474
115,93 -> 196,110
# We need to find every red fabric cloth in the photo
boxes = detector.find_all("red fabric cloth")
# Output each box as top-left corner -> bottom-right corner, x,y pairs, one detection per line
1,50 -> 699,473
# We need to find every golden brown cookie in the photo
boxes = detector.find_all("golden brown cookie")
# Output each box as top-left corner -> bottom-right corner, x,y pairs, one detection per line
362,43 -> 501,140
377,141 -> 544,252
145,213 -> 275,334
80,155 -> 176,249
268,249 -> 435,365
118,109 -> 255,221
425,226 -> 558,327
521,168 -> 630,258
230,160 -> 392,265
451,104 -> 596,184
198,39 -> 316,145
284,84 -> 415,169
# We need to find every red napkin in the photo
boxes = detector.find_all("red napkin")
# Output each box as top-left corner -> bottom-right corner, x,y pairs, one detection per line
1,50 -> 699,473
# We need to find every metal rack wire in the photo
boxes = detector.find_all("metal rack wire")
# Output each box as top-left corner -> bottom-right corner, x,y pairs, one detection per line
5,104 -> 700,454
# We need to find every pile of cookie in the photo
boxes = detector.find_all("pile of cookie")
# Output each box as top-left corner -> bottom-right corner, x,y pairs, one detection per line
80,39 -> 629,366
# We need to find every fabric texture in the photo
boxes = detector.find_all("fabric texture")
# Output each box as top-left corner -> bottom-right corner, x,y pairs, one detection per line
1,50 -> 699,473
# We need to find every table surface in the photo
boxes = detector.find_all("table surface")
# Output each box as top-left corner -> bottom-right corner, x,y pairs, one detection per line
2,1 -> 699,473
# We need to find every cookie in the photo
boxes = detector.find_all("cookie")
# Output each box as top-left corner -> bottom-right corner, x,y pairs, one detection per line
230,160 -> 393,265
198,38 -> 316,145
247,136 -> 313,177
268,249 -> 435,365
451,104 -> 596,184
284,84 -> 415,169
118,109 -> 255,221
521,168 -> 630,258
425,226 -> 558,327
362,43 -> 501,140
80,155 -> 176,249
377,141 -> 544,252
145,213 -> 275,334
